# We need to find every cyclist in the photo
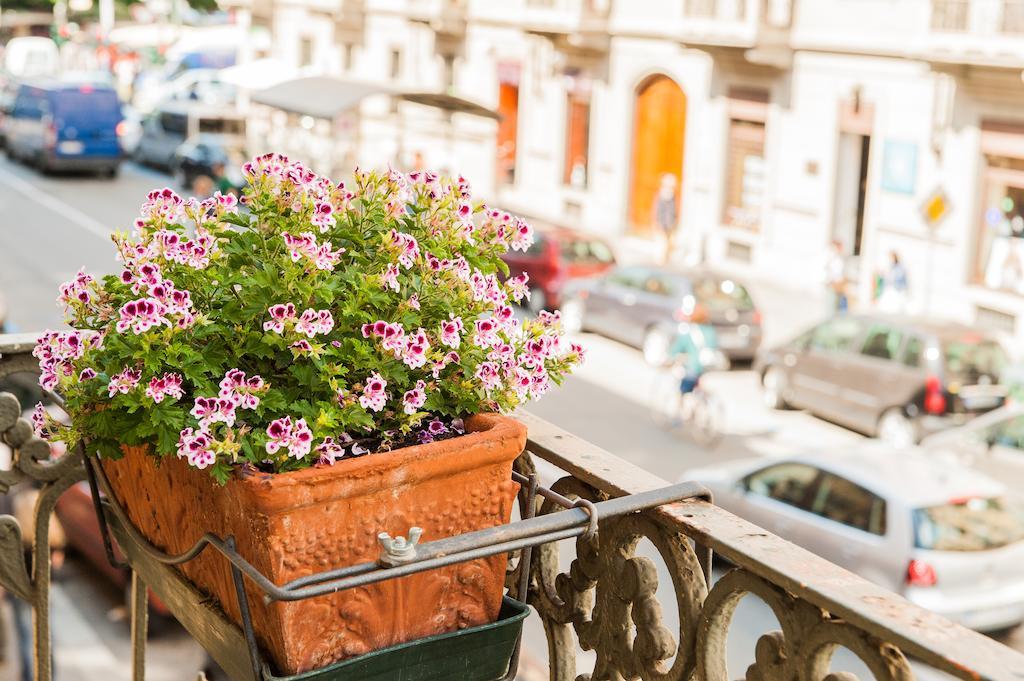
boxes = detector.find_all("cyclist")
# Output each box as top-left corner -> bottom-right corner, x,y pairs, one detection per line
669,302 -> 719,396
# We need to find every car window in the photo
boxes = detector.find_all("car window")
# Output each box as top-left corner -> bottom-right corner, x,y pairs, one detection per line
914,496 -> 1024,551
13,91 -> 45,119
560,239 -> 614,264
52,88 -> 120,124
901,336 -> 924,368
809,318 -> 862,352
943,338 -> 1008,385
197,117 -> 245,135
810,474 -> 886,535
159,112 -> 188,136
986,415 -> 1024,451
523,234 -> 546,257
745,463 -> 820,510
642,273 -> 680,297
860,325 -> 903,361
606,268 -> 647,289
693,277 -> 755,312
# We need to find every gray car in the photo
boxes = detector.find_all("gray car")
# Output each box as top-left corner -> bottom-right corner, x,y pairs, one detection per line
755,314 -> 1008,446
684,447 -> 1024,632
560,265 -> 762,364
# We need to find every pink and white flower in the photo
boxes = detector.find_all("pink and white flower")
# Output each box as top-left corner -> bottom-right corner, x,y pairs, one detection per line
381,263 -> 401,292
401,328 -> 430,369
146,372 -> 184,403
295,309 -> 334,338
359,373 -> 388,412
219,369 -> 264,409
439,316 -> 463,349
191,396 -> 237,428
108,367 -> 142,397
264,303 -> 297,334
506,273 -> 530,303
509,218 -> 534,251
177,427 -> 216,469
474,362 -> 502,391
473,318 -> 501,348
116,298 -> 170,334
402,380 -> 427,415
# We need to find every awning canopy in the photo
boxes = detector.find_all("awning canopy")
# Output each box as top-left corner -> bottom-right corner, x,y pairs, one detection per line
398,92 -> 502,121
252,77 -> 501,121
251,77 -> 387,119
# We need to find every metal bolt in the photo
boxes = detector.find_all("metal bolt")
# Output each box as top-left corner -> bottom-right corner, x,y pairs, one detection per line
377,527 -> 423,566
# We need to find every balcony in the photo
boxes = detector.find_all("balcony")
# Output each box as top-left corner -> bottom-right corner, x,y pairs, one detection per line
405,0 -> 468,37
467,0 -> 611,53
925,0 -> 1024,68
2,329 -> 1024,680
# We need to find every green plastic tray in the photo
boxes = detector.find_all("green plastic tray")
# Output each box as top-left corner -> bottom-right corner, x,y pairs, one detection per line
265,597 -> 530,681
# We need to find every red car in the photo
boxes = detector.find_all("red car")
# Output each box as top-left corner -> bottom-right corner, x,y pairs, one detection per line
501,227 -> 616,312
56,481 -> 173,618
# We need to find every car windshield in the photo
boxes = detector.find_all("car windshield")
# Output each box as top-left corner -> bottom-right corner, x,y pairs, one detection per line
943,338 -> 1008,384
693,278 -> 754,312
914,496 -> 1024,551
52,88 -> 121,124
197,117 -> 245,135
560,239 -> 614,264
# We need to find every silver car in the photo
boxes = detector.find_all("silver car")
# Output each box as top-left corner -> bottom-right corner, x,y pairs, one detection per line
683,447 -> 1024,632
921,402 -> 1024,491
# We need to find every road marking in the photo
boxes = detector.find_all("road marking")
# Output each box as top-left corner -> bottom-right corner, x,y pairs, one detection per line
0,166 -> 112,242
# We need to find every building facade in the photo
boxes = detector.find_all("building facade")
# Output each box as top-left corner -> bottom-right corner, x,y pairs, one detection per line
225,0 -> 1024,340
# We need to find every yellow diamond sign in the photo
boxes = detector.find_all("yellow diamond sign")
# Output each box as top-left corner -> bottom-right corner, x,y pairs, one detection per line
921,188 -> 951,229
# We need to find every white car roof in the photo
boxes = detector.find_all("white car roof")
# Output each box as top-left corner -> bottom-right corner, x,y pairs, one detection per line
731,444 -> 1006,509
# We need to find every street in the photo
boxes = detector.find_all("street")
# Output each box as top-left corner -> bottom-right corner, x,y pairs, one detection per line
0,154 -> 1015,679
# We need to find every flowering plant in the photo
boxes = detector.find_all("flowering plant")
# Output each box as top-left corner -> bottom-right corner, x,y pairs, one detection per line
35,155 -> 582,483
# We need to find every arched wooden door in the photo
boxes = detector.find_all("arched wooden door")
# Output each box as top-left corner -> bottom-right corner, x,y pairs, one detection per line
629,75 -> 686,234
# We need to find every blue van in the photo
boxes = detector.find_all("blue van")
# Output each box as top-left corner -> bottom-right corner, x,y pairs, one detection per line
6,81 -> 123,176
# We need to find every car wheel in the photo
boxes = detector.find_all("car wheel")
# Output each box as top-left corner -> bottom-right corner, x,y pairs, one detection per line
527,287 -> 548,314
642,326 -> 671,366
560,297 -> 585,334
877,408 -> 917,448
762,366 -> 790,410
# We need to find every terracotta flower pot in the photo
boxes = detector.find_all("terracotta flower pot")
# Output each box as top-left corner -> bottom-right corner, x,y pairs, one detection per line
101,413 -> 526,675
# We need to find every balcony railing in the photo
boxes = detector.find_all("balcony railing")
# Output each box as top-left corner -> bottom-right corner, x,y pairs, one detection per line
931,0 -> 1024,34
2,329 -> 1024,680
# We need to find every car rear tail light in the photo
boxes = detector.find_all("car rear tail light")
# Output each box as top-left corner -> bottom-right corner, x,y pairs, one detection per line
752,309 -> 763,325
116,121 -> 127,137
925,374 -> 947,415
906,559 -> 937,587
44,123 -> 57,149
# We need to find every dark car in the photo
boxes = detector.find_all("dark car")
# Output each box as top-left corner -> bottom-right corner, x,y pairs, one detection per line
754,314 -> 1009,446
559,265 -> 762,364
170,135 -> 245,193
135,104 -> 245,171
500,227 -> 615,313
4,80 -> 123,175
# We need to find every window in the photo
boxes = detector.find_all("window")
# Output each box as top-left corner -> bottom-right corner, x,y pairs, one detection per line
860,325 -> 903,360
606,267 -> 648,290
914,497 -> 1024,550
943,338 -> 1008,384
976,150 -> 1024,293
745,463 -> 820,510
390,49 -> 402,79
563,90 -> 590,188
693,278 -> 755,312
901,336 -> 924,368
442,54 -> 455,90
809,318 -> 862,353
810,474 -> 886,535
159,112 -> 188,136
300,37 -> 314,68
560,239 -> 614,265
340,43 -> 353,71
723,118 -> 766,230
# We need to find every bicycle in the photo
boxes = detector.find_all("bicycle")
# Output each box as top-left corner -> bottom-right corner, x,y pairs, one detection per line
650,353 -> 728,448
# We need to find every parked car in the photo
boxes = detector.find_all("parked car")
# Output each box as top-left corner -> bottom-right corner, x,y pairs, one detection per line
921,402 -> 1024,491
55,481 -> 173,618
560,265 -> 762,363
683,448 -> 1024,632
755,315 -> 1008,446
500,227 -> 615,313
134,103 -> 245,171
5,80 -> 123,176
170,135 -> 246,192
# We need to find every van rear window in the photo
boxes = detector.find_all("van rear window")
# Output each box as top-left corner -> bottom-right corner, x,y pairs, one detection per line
943,339 -> 1008,385
914,497 -> 1024,551
198,118 -> 245,135
52,89 -> 121,120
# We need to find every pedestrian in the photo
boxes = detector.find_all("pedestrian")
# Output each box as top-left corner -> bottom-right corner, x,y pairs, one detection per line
653,173 -> 679,264
877,250 -> 909,314
825,240 -> 848,314
211,162 -> 234,196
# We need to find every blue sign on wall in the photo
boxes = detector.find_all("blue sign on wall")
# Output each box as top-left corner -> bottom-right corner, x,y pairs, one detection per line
880,140 -> 918,195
